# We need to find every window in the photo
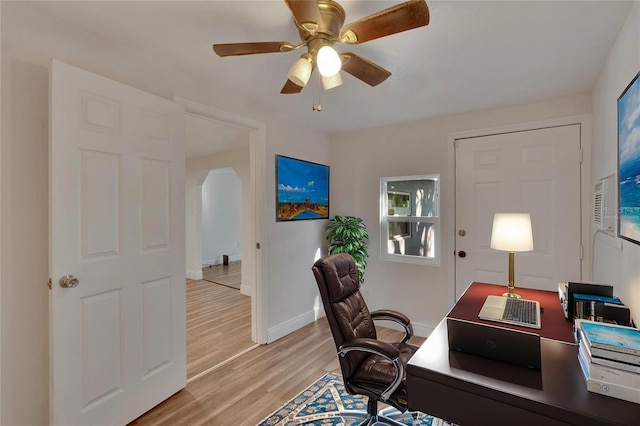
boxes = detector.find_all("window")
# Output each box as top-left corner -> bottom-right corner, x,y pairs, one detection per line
380,175 -> 440,265
388,191 -> 411,238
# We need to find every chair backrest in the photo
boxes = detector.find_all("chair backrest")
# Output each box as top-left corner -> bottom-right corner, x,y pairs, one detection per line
312,253 -> 377,378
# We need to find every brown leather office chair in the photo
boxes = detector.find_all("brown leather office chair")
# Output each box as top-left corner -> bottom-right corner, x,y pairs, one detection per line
312,253 -> 419,426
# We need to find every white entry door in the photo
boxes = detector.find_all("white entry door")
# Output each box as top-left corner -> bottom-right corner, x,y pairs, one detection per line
455,124 -> 582,299
49,59 -> 186,425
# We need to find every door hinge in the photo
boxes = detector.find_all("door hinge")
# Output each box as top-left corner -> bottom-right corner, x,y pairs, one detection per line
579,149 -> 584,164
47,278 -> 52,290
579,245 -> 584,260
256,242 -> 261,249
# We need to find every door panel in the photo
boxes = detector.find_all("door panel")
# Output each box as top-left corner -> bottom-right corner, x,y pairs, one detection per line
50,59 -> 186,425
455,125 -> 581,299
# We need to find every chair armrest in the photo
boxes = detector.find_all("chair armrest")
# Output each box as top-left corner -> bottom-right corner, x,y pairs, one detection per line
338,338 -> 404,402
371,310 -> 414,344
338,337 -> 400,360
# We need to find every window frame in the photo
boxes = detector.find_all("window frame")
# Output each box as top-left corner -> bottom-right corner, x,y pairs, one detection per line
380,174 -> 441,266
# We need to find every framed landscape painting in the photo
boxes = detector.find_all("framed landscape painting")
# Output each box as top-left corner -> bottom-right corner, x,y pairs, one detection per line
618,70 -> 640,245
276,155 -> 329,221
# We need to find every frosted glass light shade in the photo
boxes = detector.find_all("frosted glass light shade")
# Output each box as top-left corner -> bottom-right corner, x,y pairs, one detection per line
287,55 -> 312,87
317,46 -> 341,77
321,72 -> 342,90
490,213 -> 534,252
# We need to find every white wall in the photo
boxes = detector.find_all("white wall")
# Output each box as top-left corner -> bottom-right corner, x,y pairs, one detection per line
1,3 -> 331,424
201,168 -> 242,266
592,2 -> 640,325
262,125 -> 330,339
330,93 -> 592,336
1,51 -> 50,426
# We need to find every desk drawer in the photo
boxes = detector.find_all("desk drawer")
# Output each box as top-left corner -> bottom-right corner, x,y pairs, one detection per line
408,376 -> 572,426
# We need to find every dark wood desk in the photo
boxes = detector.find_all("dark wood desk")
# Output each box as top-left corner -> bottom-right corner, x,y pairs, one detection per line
406,282 -> 640,426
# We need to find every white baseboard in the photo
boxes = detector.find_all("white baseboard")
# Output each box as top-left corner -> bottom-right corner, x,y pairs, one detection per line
186,270 -> 203,280
267,310 -> 317,343
265,311 -> 435,344
240,284 -> 253,297
412,321 -> 436,339
373,319 -> 435,339
202,254 -> 242,267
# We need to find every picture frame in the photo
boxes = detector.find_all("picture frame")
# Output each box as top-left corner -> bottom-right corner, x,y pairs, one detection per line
617,70 -> 640,246
276,155 -> 329,221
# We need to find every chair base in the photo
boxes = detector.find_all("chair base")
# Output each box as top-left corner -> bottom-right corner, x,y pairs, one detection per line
340,398 -> 413,426
341,407 -> 408,426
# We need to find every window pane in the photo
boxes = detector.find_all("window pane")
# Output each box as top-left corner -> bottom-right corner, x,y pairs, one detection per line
387,179 -> 438,217
386,221 -> 436,258
388,221 -> 410,238
388,191 -> 411,216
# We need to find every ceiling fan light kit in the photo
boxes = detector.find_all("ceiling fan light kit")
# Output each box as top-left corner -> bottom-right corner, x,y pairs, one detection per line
321,72 -> 343,91
212,0 -> 430,95
317,45 -> 341,77
287,53 -> 313,87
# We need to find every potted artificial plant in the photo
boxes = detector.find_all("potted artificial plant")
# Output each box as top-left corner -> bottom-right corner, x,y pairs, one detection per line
325,215 -> 369,282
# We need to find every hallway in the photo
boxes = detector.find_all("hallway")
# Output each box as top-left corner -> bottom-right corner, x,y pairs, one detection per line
186,264 -> 252,379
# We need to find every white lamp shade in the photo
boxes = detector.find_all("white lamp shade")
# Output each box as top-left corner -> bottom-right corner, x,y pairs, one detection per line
321,72 -> 343,90
490,213 -> 534,252
317,46 -> 341,77
287,55 -> 312,87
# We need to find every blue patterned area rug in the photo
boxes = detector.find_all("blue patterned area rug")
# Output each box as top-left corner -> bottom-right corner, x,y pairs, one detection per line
258,372 -> 455,426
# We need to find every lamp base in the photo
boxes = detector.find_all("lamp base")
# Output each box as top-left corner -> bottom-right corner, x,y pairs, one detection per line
503,291 -> 521,299
504,252 -> 521,298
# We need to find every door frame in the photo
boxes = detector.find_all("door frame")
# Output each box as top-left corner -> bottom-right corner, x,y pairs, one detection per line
446,114 -> 592,305
174,96 -> 267,344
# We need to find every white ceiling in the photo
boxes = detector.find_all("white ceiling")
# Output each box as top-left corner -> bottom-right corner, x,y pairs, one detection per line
25,0 -> 633,137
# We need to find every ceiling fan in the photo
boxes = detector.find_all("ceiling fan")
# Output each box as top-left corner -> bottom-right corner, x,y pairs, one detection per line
212,0 -> 430,94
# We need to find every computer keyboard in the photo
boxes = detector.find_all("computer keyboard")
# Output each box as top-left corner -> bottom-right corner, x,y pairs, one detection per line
502,298 -> 538,325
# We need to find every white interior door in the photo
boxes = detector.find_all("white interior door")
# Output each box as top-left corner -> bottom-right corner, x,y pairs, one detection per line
49,59 -> 186,425
455,124 -> 582,299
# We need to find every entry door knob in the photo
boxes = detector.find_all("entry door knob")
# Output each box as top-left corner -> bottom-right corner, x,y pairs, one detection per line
458,251 -> 467,258
59,274 -> 79,288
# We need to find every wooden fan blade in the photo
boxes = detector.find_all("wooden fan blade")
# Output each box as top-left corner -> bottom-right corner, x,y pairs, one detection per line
341,53 -> 391,87
213,41 -> 294,57
284,0 -> 322,32
281,79 -> 304,94
340,0 -> 430,44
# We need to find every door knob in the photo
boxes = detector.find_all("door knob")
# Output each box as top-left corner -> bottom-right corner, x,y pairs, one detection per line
458,251 -> 466,258
59,274 -> 79,288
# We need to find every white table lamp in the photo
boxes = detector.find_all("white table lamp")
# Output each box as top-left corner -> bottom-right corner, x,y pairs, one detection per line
490,213 -> 534,298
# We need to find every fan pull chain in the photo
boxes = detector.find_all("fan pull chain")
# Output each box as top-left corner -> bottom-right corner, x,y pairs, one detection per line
312,71 -> 322,112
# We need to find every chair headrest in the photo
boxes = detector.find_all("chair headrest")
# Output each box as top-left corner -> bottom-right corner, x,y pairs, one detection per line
314,253 -> 360,303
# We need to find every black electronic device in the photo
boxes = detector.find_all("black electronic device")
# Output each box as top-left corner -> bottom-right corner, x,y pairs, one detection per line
566,282 -> 613,321
446,317 -> 542,370
593,303 -> 631,326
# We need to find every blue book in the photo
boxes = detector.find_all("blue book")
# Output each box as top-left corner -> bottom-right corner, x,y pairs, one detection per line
580,320 -> 640,356
573,293 -> 622,304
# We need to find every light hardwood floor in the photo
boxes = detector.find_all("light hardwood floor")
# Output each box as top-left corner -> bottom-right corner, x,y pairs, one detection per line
202,261 -> 242,290
130,319 -> 425,426
186,278 -> 253,379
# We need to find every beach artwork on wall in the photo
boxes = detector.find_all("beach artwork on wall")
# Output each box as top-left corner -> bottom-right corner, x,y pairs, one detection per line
618,70 -> 640,245
276,155 -> 329,221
